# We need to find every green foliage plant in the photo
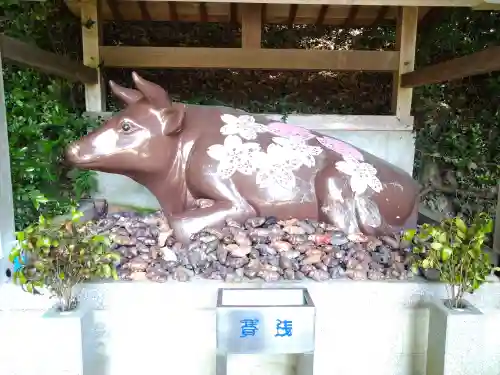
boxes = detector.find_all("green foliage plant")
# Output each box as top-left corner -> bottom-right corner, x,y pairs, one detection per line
403,213 -> 500,309
2,0 -> 99,230
8,202 -> 120,312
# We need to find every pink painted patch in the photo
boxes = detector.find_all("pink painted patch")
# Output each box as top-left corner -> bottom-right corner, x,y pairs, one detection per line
267,122 -> 314,140
316,136 -> 364,161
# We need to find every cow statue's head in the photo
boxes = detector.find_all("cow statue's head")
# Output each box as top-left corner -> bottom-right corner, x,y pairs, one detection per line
66,72 -> 185,175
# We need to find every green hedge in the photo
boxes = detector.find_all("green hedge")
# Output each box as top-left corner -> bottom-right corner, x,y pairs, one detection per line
2,0 -> 97,229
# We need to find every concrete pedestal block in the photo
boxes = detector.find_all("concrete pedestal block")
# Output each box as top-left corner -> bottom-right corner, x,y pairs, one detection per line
426,298 -> 486,375
0,305 -> 92,375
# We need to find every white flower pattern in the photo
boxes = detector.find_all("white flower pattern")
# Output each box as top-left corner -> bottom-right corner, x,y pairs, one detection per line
254,143 -> 298,189
207,135 -> 263,179
271,136 -> 323,168
220,114 -> 267,140
335,157 -> 383,195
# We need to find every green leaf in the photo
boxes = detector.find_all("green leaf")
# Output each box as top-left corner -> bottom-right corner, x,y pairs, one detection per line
438,232 -> 447,243
9,248 -> 20,263
422,259 -> 431,269
441,247 -> 452,261
16,231 -> 25,241
402,229 -> 416,242
455,217 -> 467,233
102,264 -> 111,278
431,242 -> 443,251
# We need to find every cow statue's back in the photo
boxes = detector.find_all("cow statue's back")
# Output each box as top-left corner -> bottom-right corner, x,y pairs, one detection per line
66,72 -> 419,244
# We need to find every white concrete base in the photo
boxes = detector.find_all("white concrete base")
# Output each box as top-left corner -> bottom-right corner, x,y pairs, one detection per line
0,304 -> 92,375
1,277 -> 500,375
426,298 -> 487,375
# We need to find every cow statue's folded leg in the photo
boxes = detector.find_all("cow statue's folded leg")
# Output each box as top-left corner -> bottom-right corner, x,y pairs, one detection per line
167,201 -> 256,244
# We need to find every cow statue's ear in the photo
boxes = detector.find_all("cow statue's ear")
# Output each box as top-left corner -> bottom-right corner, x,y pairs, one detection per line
109,80 -> 143,105
162,104 -> 186,136
131,71 -> 172,110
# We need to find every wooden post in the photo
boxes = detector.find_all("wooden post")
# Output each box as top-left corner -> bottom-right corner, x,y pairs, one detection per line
0,49 -> 16,263
81,0 -> 105,111
392,6 -> 418,120
241,4 -> 262,49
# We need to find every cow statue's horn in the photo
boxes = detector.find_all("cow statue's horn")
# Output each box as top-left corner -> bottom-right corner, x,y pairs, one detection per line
132,71 -> 172,109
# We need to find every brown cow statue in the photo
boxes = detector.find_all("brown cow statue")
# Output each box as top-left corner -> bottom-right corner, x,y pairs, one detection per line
66,72 -> 419,244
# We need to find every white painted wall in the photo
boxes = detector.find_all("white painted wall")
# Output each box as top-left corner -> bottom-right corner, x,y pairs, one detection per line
93,114 -> 415,209
1,277 -> 500,375
0,51 -> 15,262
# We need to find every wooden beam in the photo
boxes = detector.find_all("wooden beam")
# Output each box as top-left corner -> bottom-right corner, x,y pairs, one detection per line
79,0 -> 482,7
287,4 -> 298,26
66,1 -> 400,26
343,6 -> 360,27
0,35 -> 97,83
85,112 -> 414,131
81,0 -> 105,111
371,6 -> 390,26
315,5 -> 329,25
199,2 -> 208,22
138,2 -> 152,20
230,3 -> 238,24
241,4 -> 262,49
168,2 -> 179,20
401,46 -> 500,88
391,6 -> 418,119
100,46 -> 399,71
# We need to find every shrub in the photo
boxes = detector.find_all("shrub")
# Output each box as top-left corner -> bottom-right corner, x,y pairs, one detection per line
9,203 -> 120,311
403,213 -> 500,309
2,0 -> 98,229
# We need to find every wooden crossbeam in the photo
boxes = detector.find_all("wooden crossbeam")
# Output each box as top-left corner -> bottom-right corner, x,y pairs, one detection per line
84,0 -> 483,6
66,1 -> 402,25
100,46 -> 399,71
85,112 -> 414,131
0,34 -> 97,83
401,46 -> 500,88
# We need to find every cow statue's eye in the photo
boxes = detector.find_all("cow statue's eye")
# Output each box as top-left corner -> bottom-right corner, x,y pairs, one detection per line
121,121 -> 132,132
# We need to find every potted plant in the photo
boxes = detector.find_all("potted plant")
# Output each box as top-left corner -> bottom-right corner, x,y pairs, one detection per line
403,212 -> 499,375
7,205 -> 120,374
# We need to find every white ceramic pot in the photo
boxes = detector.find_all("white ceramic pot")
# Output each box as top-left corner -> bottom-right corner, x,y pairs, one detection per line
426,298 -> 486,375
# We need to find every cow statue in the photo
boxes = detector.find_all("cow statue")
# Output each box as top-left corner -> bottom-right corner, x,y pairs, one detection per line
66,72 -> 419,244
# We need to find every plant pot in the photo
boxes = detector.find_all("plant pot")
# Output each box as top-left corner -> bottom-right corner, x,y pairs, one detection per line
420,267 -> 440,281
426,298 -> 486,375
41,303 -> 93,375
